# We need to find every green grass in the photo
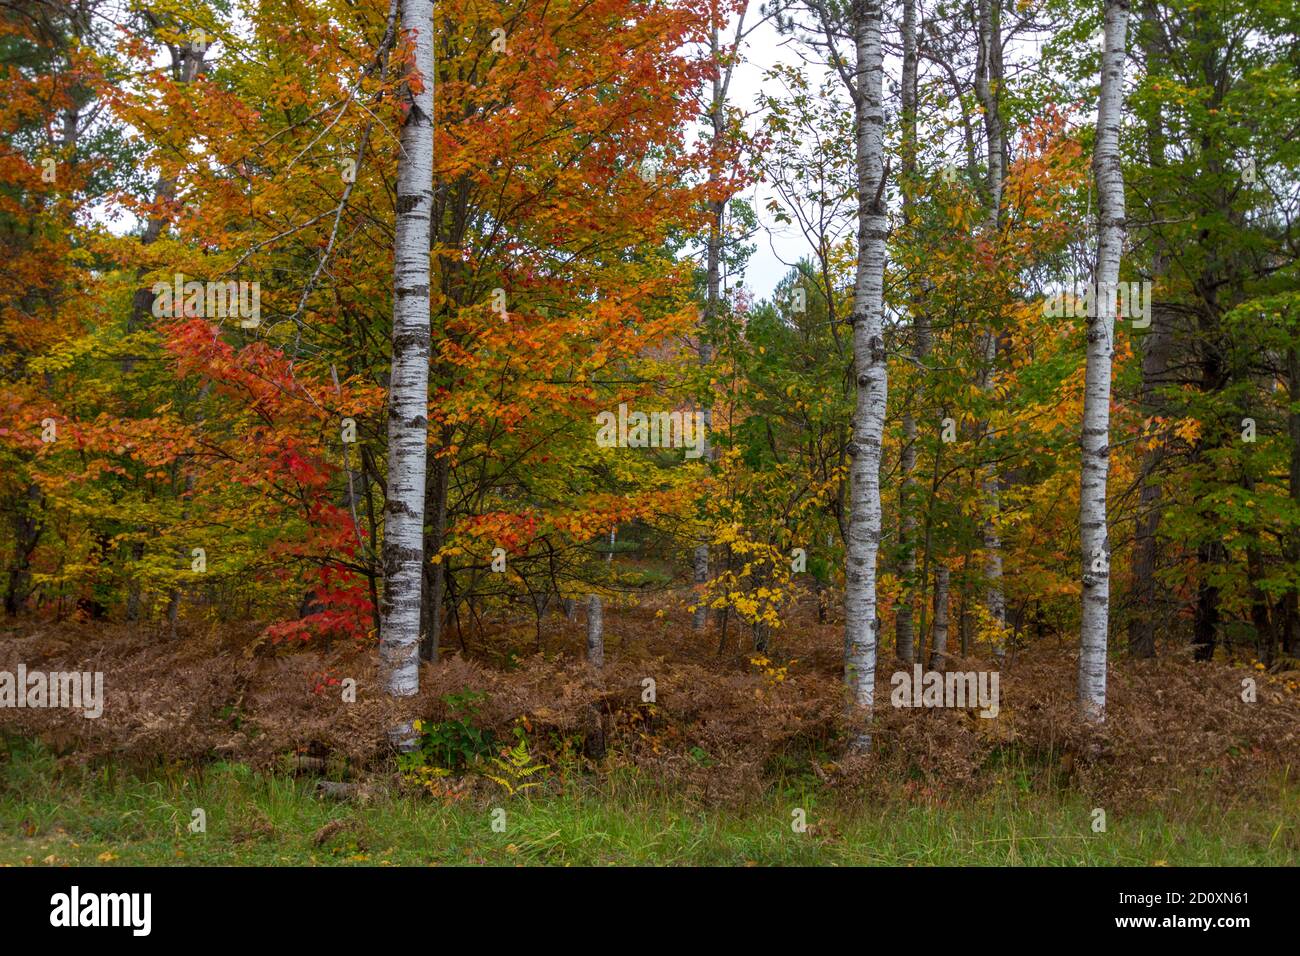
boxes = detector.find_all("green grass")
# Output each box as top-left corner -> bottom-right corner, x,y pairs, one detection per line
0,739 -> 1295,865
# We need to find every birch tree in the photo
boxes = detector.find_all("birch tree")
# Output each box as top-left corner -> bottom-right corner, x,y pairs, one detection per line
808,0 -> 889,750
380,0 -> 434,740
1079,0 -> 1130,722
974,0 -> 1007,656
895,0 -> 920,666
586,594 -> 604,668
930,565 -> 949,671
844,0 -> 888,750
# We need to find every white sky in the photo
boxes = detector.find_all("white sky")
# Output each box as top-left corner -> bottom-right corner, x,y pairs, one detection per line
723,14 -> 817,302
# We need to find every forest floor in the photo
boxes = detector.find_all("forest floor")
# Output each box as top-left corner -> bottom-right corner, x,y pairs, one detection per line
1,602 -> 1298,864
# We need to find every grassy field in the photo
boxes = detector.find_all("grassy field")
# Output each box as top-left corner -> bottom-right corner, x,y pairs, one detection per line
0,740 -> 1295,866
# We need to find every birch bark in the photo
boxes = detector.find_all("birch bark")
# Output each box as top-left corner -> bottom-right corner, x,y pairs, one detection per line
974,0 -> 1007,656
1079,0 -> 1131,722
843,0 -> 889,750
930,565 -> 950,672
380,0 -> 434,739
895,0 -> 921,666
587,594 -> 604,669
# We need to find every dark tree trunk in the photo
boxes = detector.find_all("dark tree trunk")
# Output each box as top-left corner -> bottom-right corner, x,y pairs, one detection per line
420,449 -> 450,663
1193,541 -> 1221,661
1286,346 -> 1300,657
4,484 -> 43,616
1246,542 -> 1275,665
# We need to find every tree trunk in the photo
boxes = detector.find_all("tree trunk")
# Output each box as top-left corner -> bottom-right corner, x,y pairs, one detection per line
693,212 -> 717,632
959,565 -> 972,656
1286,345 -> 1300,656
3,484 -> 43,616
895,0 -> 921,667
842,0 -> 888,752
379,0 -> 434,746
1193,541 -> 1220,661
693,18 -> 725,631
421,448 -> 450,663
930,565 -> 950,671
1245,530 -> 1275,665
974,0 -> 1008,657
1078,0 -> 1130,723
586,594 -> 604,668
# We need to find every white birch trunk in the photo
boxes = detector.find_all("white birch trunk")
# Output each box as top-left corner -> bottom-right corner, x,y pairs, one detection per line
380,0 -> 434,744
843,0 -> 888,751
930,565 -> 950,671
975,0 -> 1007,657
1079,0 -> 1130,723
692,529 -> 710,628
586,594 -> 604,668
895,0 -> 920,667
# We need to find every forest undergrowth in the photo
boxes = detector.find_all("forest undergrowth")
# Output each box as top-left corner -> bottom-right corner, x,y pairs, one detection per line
2,599 -> 1296,816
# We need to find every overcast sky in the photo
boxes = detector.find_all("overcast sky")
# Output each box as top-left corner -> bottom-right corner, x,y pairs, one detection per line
721,14 -> 817,303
